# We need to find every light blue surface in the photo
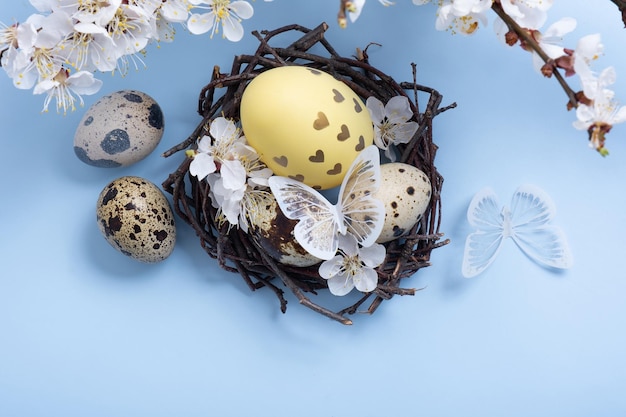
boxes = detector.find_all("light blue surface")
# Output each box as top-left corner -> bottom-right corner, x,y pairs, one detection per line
2,1 -> 626,416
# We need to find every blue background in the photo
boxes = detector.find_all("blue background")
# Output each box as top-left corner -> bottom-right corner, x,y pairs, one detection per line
2,1 -> 626,416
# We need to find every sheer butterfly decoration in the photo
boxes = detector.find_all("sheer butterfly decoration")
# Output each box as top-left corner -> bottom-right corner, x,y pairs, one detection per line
268,145 -> 385,260
462,185 -> 573,278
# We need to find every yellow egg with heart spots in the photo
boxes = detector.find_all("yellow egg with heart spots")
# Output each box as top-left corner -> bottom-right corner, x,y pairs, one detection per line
240,66 -> 374,190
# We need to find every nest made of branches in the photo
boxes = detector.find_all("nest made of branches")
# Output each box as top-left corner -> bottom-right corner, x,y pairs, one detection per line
162,23 -> 454,325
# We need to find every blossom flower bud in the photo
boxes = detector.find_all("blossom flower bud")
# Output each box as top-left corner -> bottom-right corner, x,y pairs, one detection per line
541,62 -> 554,77
505,30 -> 519,46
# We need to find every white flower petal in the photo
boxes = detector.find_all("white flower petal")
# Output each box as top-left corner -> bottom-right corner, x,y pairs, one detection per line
319,256 -> 345,279
338,233 -> 359,256
353,267 -> 378,293
210,117 -> 238,141
29,0 -> 54,13
348,0 -> 366,22
230,1 -> 254,19
161,1 -> 189,23
385,95 -> 413,123
576,33 -> 603,62
197,135 -> 213,153
360,243 -> 386,267
327,273 -> 355,296
74,22 -> 109,35
611,106 -> 626,125
67,71 -> 102,95
393,121 -> 419,144
189,152 -> 217,180
544,17 -> 577,38
384,146 -> 397,162
573,104 -> 594,128
598,67 -> 617,88
366,96 -> 385,123
187,12 -> 215,35
541,43 -> 566,60
16,21 -> 39,51
33,78 -> 57,95
220,159 -> 247,190
222,17 -> 245,41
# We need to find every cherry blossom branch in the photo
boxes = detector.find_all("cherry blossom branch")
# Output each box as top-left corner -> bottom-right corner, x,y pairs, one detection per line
491,0 -> 579,109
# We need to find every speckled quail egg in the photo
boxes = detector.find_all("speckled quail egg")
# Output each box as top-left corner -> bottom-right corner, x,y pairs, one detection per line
74,90 -> 164,167
249,194 -> 321,267
374,163 -> 432,243
96,176 -> 176,263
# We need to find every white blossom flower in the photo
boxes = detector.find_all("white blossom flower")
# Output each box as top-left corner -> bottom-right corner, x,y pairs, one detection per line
208,156 -> 273,231
572,33 -> 604,80
573,66 -> 626,155
578,64 -> 617,103
449,0 -> 492,17
529,17 -> 577,72
187,0 -> 254,42
494,0 -> 553,45
347,0 -> 394,23
188,117 -> 273,230
33,68 -> 103,113
4,44 -> 65,90
499,0 -> 553,29
433,0 -> 491,35
1,17 -> 58,89
188,116 -> 241,180
160,0 -> 192,24
319,234 -> 385,296
60,29 -> 119,72
155,0 -> 191,41
366,95 -> 419,161
105,4 -> 155,73
207,164 -> 247,226
29,0 -> 57,13
0,22 -> 20,57
70,0 -> 122,27
210,140 -> 273,231
189,137 -> 217,180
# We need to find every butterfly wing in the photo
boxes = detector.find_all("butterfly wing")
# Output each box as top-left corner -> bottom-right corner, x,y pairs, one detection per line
268,176 -> 340,260
338,145 -> 385,248
509,185 -> 573,269
462,188 -> 506,278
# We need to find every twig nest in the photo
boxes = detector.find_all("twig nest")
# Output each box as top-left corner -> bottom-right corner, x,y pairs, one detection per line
162,23 -> 454,324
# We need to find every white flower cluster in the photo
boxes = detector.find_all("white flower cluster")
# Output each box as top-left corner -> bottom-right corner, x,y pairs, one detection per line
319,233 -> 385,296
0,0 -> 270,113
187,117 -> 273,232
346,0 -> 625,154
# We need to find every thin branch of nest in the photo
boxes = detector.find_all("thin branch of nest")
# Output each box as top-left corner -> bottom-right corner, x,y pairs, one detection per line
162,23 -> 454,325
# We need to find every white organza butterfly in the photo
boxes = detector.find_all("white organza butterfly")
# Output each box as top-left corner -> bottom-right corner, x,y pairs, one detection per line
462,185 -> 573,278
268,145 -> 385,260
